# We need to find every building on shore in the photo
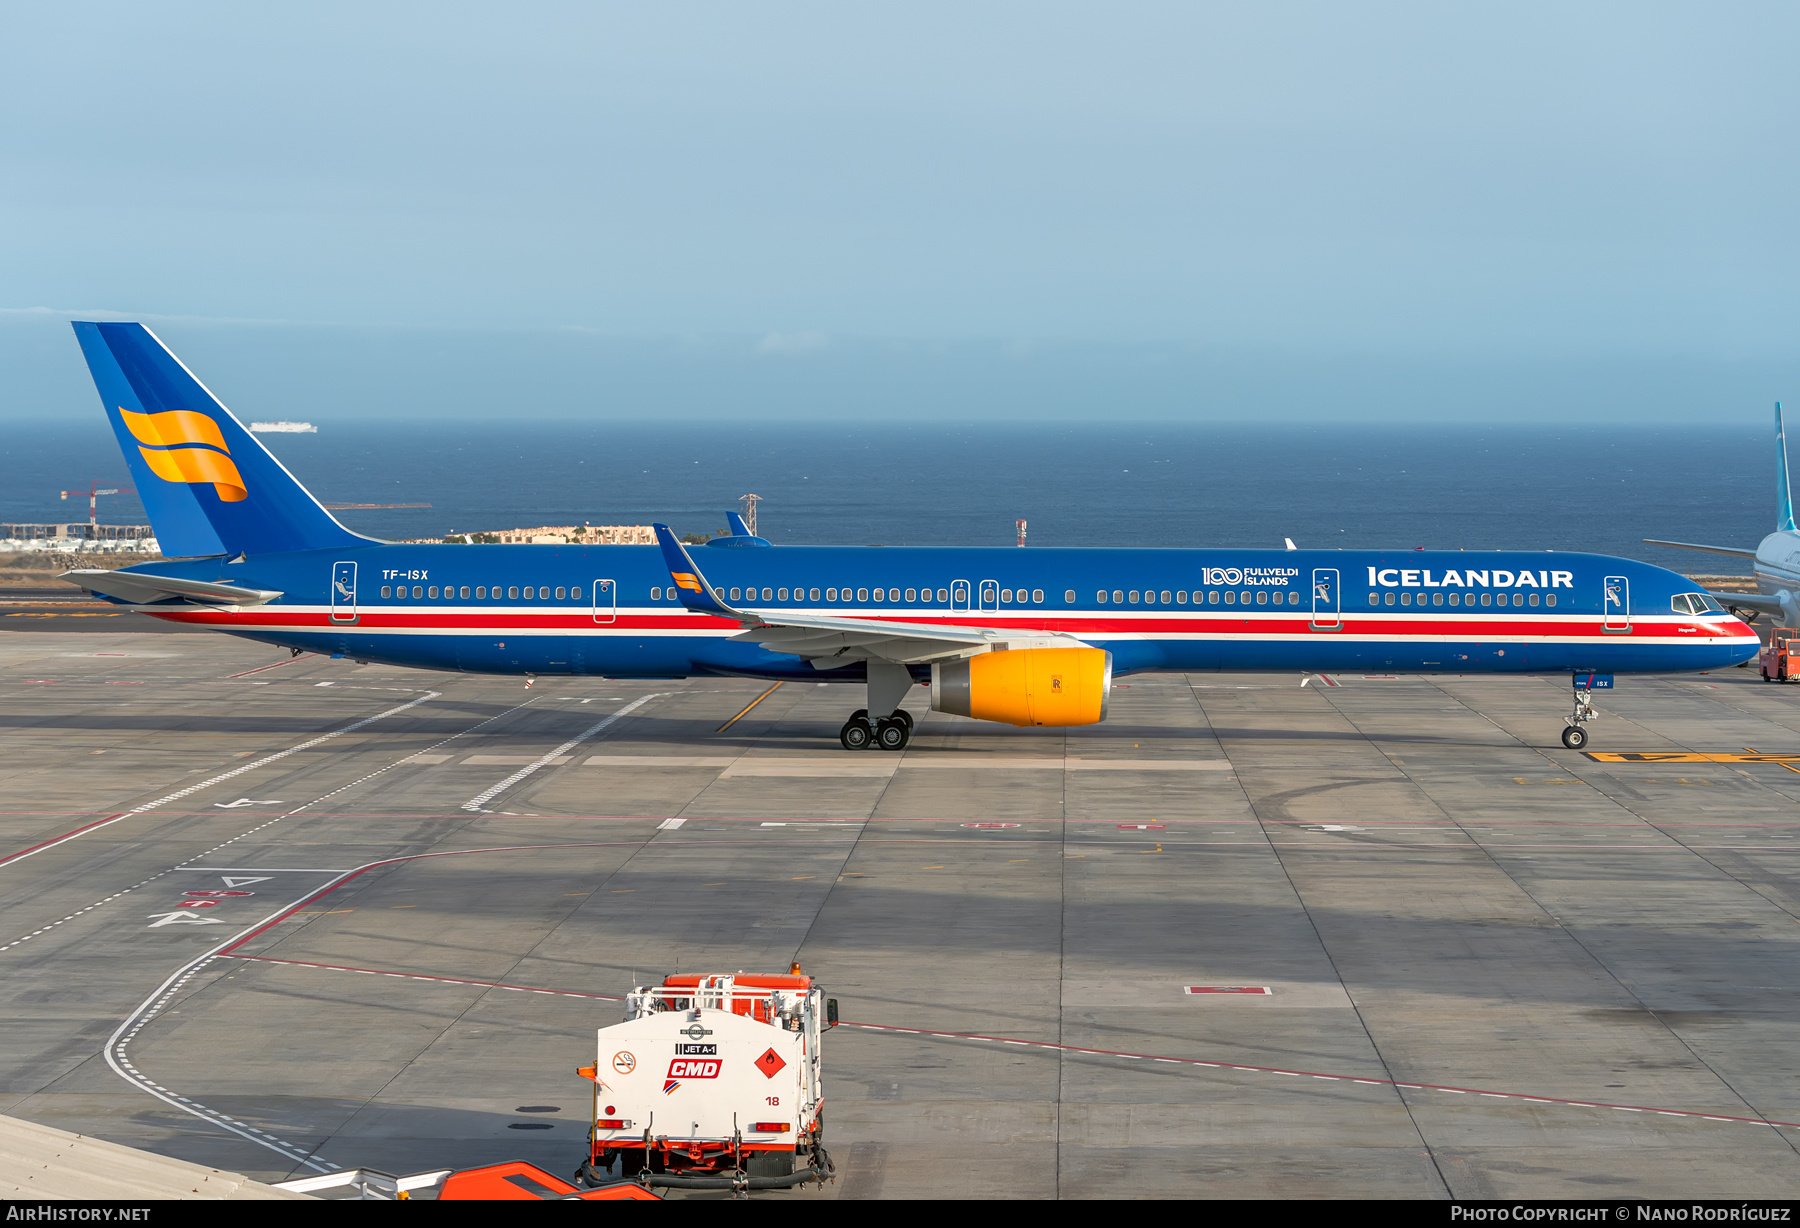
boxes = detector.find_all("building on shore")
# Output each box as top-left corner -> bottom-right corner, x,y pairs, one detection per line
0,523 -> 158,553
442,524 -> 656,546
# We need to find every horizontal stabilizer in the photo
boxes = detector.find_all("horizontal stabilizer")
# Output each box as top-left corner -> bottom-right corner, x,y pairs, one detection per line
62,569 -> 283,607
1642,538 -> 1758,560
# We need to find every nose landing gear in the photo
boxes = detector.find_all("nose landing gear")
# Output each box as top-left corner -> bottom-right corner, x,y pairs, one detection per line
1561,674 -> 1606,749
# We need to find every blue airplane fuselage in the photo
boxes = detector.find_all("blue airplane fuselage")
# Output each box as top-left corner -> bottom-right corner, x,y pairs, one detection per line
118,542 -> 1758,681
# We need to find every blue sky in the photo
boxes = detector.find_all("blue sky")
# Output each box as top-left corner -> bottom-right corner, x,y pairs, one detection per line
2,2 -> 1796,421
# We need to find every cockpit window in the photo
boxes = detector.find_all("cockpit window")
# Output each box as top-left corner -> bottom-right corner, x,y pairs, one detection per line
1672,592 -> 1726,615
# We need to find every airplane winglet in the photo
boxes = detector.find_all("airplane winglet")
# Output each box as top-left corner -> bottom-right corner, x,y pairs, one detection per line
652,523 -> 744,620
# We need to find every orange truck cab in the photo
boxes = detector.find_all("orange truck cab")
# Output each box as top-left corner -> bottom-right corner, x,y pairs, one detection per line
1761,630 -> 1800,682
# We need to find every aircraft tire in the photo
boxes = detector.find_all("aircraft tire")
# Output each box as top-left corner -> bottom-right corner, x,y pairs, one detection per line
875,718 -> 909,751
1561,725 -> 1588,750
840,720 -> 873,751
892,709 -> 914,733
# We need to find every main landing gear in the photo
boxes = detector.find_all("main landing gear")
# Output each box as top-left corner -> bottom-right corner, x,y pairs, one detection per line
839,662 -> 916,751
1561,677 -> 1601,750
839,708 -> 912,751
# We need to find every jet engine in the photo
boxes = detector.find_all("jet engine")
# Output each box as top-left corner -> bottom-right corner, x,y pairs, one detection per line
929,646 -> 1112,727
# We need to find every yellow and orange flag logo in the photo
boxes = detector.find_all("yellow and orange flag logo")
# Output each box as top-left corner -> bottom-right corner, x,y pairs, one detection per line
121,407 -> 247,503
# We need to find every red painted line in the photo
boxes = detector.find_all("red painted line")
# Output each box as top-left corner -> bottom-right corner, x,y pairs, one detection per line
833,1022 -> 1798,1129
216,840 -> 653,954
240,939 -> 1797,1132
0,814 -> 128,867
224,954 -> 621,1000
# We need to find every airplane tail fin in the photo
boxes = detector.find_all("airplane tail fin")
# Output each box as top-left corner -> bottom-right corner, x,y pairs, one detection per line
1780,402 -> 1795,533
71,322 -> 369,558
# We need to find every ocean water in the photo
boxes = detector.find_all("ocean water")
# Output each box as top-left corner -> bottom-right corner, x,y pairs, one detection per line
0,421 -> 1773,573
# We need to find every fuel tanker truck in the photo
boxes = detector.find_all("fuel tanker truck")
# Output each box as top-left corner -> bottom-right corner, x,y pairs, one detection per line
575,964 -> 837,1195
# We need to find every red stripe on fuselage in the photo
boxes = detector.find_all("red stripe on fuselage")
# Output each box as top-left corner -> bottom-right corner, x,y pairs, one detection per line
140,607 -> 1752,641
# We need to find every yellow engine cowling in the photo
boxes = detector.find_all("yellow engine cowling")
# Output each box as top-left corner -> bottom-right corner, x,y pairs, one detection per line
929,647 -> 1113,727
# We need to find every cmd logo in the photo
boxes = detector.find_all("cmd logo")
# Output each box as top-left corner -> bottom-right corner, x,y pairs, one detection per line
667,1059 -> 721,1079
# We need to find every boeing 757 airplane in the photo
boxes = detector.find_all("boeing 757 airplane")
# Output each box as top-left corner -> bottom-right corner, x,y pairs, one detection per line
64,322 -> 1758,750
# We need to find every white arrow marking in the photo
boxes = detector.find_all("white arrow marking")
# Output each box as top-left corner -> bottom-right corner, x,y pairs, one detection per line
146,911 -> 225,928
212,798 -> 282,809
221,876 -> 274,888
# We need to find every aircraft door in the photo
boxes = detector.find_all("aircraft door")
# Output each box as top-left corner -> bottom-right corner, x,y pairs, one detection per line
1310,568 -> 1340,630
1603,575 -> 1629,632
951,580 -> 971,611
979,580 -> 999,612
592,579 -> 616,624
330,562 -> 357,623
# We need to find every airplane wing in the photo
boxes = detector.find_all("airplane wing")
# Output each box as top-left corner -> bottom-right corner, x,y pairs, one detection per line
1642,538 -> 1759,560
61,568 -> 283,607
651,524 -> 1086,669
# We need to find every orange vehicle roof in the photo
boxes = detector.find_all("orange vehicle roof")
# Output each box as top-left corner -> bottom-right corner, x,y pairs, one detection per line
660,973 -> 812,990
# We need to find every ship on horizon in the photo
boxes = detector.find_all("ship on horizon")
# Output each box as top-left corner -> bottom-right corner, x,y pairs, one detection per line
248,420 -> 315,433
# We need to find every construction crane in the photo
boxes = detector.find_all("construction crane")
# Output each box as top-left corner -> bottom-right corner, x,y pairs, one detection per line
738,493 -> 763,537
320,502 -> 433,510
60,481 -> 135,527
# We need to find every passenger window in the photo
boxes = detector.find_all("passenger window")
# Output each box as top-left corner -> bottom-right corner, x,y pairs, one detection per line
428,586 -> 438,599
1001,589 -> 1012,603
1225,591 -> 1236,605
872,588 -> 883,602
412,585 -> 423,599
810,588 -> 821,601
1401,592 -> 1411,606
713,588 -> 724,599
1256,591 -> 1268,605
460,586 -> 471,599
1368,593 -> 1379,605
1384,592 -> 1395,606
508,586 -> 519,600
1546,594 -> 1556,607
1128,591 -> 1140,604
555,586 -> 566,600
888,589 -> 898,601
1112,590 -> 1123,603
475,586 -> 486,599
1208,591 -> 1219,604
1096,591 -> 1108,603
730,588 -> 742,601
1066,590 -> 1076,602
651,586 -> 662,600
905,588 -> 916,602
1528,593 -> 1539,607
526,586 -> 538,600
1032,589 -> 1044,603
1432,592 -> 1443,606
381,585 -> 392,598
1160,590 -> 1171,604
1448,592 -> 1458,606
1479,593 -> 1491,606
857,588 -> 869,602
826,588 -> 837,601
1512,593 -> 1523,607
1240,591 -> 1251,604
1288,591 -> 1299,605
937,588 -> 949,601
778,588 -> 789,601
1176,591 -> 1188,604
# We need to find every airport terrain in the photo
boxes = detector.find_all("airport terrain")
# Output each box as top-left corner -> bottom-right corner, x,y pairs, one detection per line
3,618 -> 1800,1198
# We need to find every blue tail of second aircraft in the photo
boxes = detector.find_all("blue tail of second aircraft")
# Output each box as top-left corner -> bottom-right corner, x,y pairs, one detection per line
73,322 -> 369,559
1779,402 -> 1797,534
